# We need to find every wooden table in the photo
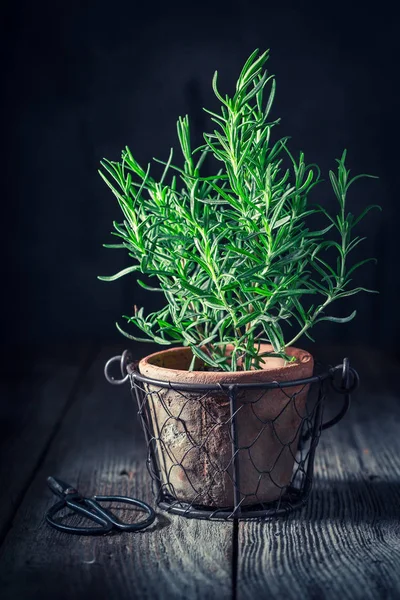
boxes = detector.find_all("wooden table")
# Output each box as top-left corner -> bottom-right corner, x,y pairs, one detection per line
1,344 -> 399,599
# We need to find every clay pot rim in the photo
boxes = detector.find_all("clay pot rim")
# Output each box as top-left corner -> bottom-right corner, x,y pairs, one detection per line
138,344 -> 313,383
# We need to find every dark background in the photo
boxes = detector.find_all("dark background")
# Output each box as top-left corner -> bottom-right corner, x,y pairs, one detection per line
2,0 -> 399,357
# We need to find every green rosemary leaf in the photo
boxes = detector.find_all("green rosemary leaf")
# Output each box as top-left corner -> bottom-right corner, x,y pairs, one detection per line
212,71 -> 228,106
237,49 -> 265,89
202,296 -> 226,309
236,312 -> 260,329
345,173 -> 379,191
98,265 -> 140,281
137,279 -> 164,292
334,287 -> 379,299
346,258 -> 377,277
316,310 -> 357,324
353,204 -> 382,226
329,171 -> 341,201
116,322 -> 171,345
189,345 -> 226,369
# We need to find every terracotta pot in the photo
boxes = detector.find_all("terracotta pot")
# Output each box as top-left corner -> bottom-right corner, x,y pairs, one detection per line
138,344 -> 314,507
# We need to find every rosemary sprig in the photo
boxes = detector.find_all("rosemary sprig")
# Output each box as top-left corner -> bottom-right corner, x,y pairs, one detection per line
99,49 -> 380,371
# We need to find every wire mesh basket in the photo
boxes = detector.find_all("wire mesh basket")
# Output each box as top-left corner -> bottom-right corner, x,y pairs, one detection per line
105,352 -> 359,520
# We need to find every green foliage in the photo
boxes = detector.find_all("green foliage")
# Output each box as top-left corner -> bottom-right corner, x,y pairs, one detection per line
99,49 -> 380,371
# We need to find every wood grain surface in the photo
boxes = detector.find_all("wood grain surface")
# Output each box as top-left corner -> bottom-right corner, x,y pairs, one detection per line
0,345 -> 399,599
0,347 -> 233,600
0,344 -> 94,541
237,348 -> 400,600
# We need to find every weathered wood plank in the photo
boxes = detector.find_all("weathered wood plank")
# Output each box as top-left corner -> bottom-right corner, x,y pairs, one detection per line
0,344 -> 94,542
237,348 -> 400,600
0,346 -> 233,600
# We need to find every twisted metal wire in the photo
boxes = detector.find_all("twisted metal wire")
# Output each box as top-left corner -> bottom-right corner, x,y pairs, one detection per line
127,364 -> 353,520
104,353 -> 356,520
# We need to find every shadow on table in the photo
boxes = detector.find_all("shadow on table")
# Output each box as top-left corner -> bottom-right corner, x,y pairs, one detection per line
1,566 -> 138,600
302,477 -> 400,522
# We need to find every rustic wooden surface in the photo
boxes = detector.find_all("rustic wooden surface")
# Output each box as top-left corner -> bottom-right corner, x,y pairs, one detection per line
0,344 -> 94,542
237,347 -> 400,600
0,347 -> 232,600
0,345 -> 399,599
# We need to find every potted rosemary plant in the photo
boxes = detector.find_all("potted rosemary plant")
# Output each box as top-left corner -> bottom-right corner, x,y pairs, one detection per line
99,50 -> 379,507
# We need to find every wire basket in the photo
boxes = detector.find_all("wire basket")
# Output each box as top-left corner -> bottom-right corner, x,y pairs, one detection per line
105,352 -> 359,521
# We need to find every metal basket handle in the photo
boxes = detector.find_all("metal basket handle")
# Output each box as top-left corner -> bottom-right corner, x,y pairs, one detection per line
322,357 -> 359,430
104,350 -> 134,385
